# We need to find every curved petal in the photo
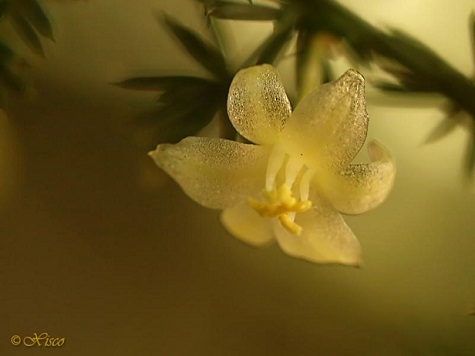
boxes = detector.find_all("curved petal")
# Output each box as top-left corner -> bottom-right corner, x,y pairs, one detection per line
227,64 -> 292,145
273,195 -> 362,266
149,137 -> 269,209
319,140 -> 396,215
283,69 -> 368,170
220,202 -> 275,246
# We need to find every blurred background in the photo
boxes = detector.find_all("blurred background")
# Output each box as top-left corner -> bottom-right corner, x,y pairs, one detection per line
1,0 -> 475,354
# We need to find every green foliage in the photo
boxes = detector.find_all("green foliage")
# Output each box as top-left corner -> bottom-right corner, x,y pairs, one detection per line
0,40 -> 24,106
10,11 -> 44,56
255,11 -> 294,65
0,0 -> 55,106
129,75 -> 226,143
2,0 -> 54,56
424,117 -> 459,145
161,13 -> 229,81
117,0 -> 475,178
117,13 -> 233,143
17,0 -> 54,40
118,9 -> 295,144
199,0 -> 475,177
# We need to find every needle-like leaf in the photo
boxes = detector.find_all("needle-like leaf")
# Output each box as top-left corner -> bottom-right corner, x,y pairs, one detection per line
141,89 -> 222,143
10,12 -> 45,57
424,118 -> 459,145
167,99 -> 221,142
161,13 -> 229,80
156,82 -> 221,105
126,75 -> 225,141
17,0 -> 54,41
255,25 -> 293,65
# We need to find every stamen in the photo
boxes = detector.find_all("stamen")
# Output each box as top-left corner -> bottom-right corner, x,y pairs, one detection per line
248,185 -> 312,235
299,168 -> 314,201
285,158 -> 304,187
248,147 -> 314,236
265,146 -> 286,191
279,214 -> 303,235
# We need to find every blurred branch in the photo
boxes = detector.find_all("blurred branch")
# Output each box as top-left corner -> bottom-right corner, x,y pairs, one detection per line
118,9 -> 295,144
202,0 -> 475,177
204,0 -> 475,118
119,0 -> 475,178
117,13 -> 233,144
297,0 -> 475,177
300,0 -> 475,119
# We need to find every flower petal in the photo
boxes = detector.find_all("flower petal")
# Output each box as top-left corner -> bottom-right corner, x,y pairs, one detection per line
149,137 -> 269,209
221,202 -> 275,246
227,64 -> 292,145
320,140 -> 396,215
273,195 -> 362,266
283,69 -> 368,170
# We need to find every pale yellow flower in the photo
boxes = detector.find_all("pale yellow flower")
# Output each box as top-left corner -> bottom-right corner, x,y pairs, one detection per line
150,64 -> 395,266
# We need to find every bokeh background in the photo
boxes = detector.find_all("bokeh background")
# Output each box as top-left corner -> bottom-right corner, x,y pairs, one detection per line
1,0 -> 475,354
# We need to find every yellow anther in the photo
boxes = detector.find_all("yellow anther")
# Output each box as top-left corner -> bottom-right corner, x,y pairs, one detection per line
279,214 -> 302,235
248,184 -> 312,235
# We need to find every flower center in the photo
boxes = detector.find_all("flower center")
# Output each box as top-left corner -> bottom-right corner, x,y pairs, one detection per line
248,146 -> 313,235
